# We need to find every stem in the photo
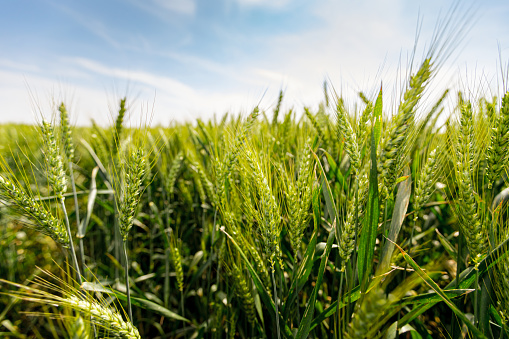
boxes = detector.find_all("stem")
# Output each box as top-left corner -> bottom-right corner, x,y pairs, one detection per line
60,198 -> 82,285
181,289 -> 185,321
206,208 -> 218,337
291,255 -> 299,327
337,272 -> 344,339
114,204 -> 120,284
69,162 -> 85,276
400,217 -> 417,323
164,248 -> 170,308
451,230 -> 464,339
272,269 -> 281,339
474,268 -> 480,328
123,240 -> 133,322
479,271 -> 493,336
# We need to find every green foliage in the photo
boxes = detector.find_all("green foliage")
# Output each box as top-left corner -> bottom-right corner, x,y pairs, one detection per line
2,65 -> 509,339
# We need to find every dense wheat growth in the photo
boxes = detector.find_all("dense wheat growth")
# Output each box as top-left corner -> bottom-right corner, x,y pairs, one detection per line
1,21 -> 509,339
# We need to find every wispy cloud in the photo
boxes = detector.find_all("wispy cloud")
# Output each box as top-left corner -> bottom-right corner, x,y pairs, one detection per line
70,57 -> 196,98
152,0 -> 196,15
44,0 -> 122,49
127,0 -> 197,19
234,0 -> 293,10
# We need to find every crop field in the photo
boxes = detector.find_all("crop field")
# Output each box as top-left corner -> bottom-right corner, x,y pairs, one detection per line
1,33 -> 509,339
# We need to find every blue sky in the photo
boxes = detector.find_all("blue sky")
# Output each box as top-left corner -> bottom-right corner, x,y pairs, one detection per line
1,0 -> 508,125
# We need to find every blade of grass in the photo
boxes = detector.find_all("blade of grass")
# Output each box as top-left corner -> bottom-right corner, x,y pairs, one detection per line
358,130 -> 379,292
376,175 -> 411,276
390,239 -> 487,338
295,224 -> 335,339
81,282 -> 189,323
219,227 -> 293,338
373,84 -> 383,147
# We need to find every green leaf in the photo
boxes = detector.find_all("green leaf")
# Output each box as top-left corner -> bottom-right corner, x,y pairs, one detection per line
295,227 -> 335,339
490,305 -> 509,337
358,130 -> 379,292
435,229 -> 457,258
316,160 -> 338,223
384,321 -> 398,339
79,139 -> 112,190
309,285 -> 361,330
400,289 -> 474,306
373,84 -> 383,146
324,151 -> 347,192
77,166 -> 99,238
377,176 -> 411,276
283,227 -> 318,321
312,150 -> 340,243
81,282 -> 189,323
219,228 -> 293,338
397,234 -> 509,327
391,240 -> 487,338
394,175 -> 410,185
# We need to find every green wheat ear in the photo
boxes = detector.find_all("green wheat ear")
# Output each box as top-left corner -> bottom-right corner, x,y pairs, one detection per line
0,174 -> 69,246
413,147 -> 439,221
170,238 -> 184,292
453,95 -> 486,262
244,149 -> 282,271
336,98 -> 360,174
112,98 -> 127,154
379,58 -> 432,198
486,91 -> 509,188
287,139 -> 314,254
118,148 -> 146,241
59,103 -> 75,163
41,120 -> 67,200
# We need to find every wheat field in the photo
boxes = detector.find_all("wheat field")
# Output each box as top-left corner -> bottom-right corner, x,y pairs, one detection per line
1,26 -> 509,339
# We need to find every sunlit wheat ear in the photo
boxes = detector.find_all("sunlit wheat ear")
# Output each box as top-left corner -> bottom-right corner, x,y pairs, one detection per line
59,103 -> 75,163
0,175 -> 69,245
41,120 -> 67,200
65,295 -> 141,339
244,149 -> 281,271
0,271 -> 141,339
357,93 -> 374,148
193,160 -> 216,207
338,187 -> 358,272
216,108 -> 259,207
287,139 -> 314,254
304,107 -> 327,145
336,99 -> 361,174
169,234 -> 184,292
413,148 -> 439,221
112,98 -> 127,154
118,148 -> 146,241
486,91 -> 509,188
379,58 -> 432,198
166,152 -> 184,196
453,95 -> 486,262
